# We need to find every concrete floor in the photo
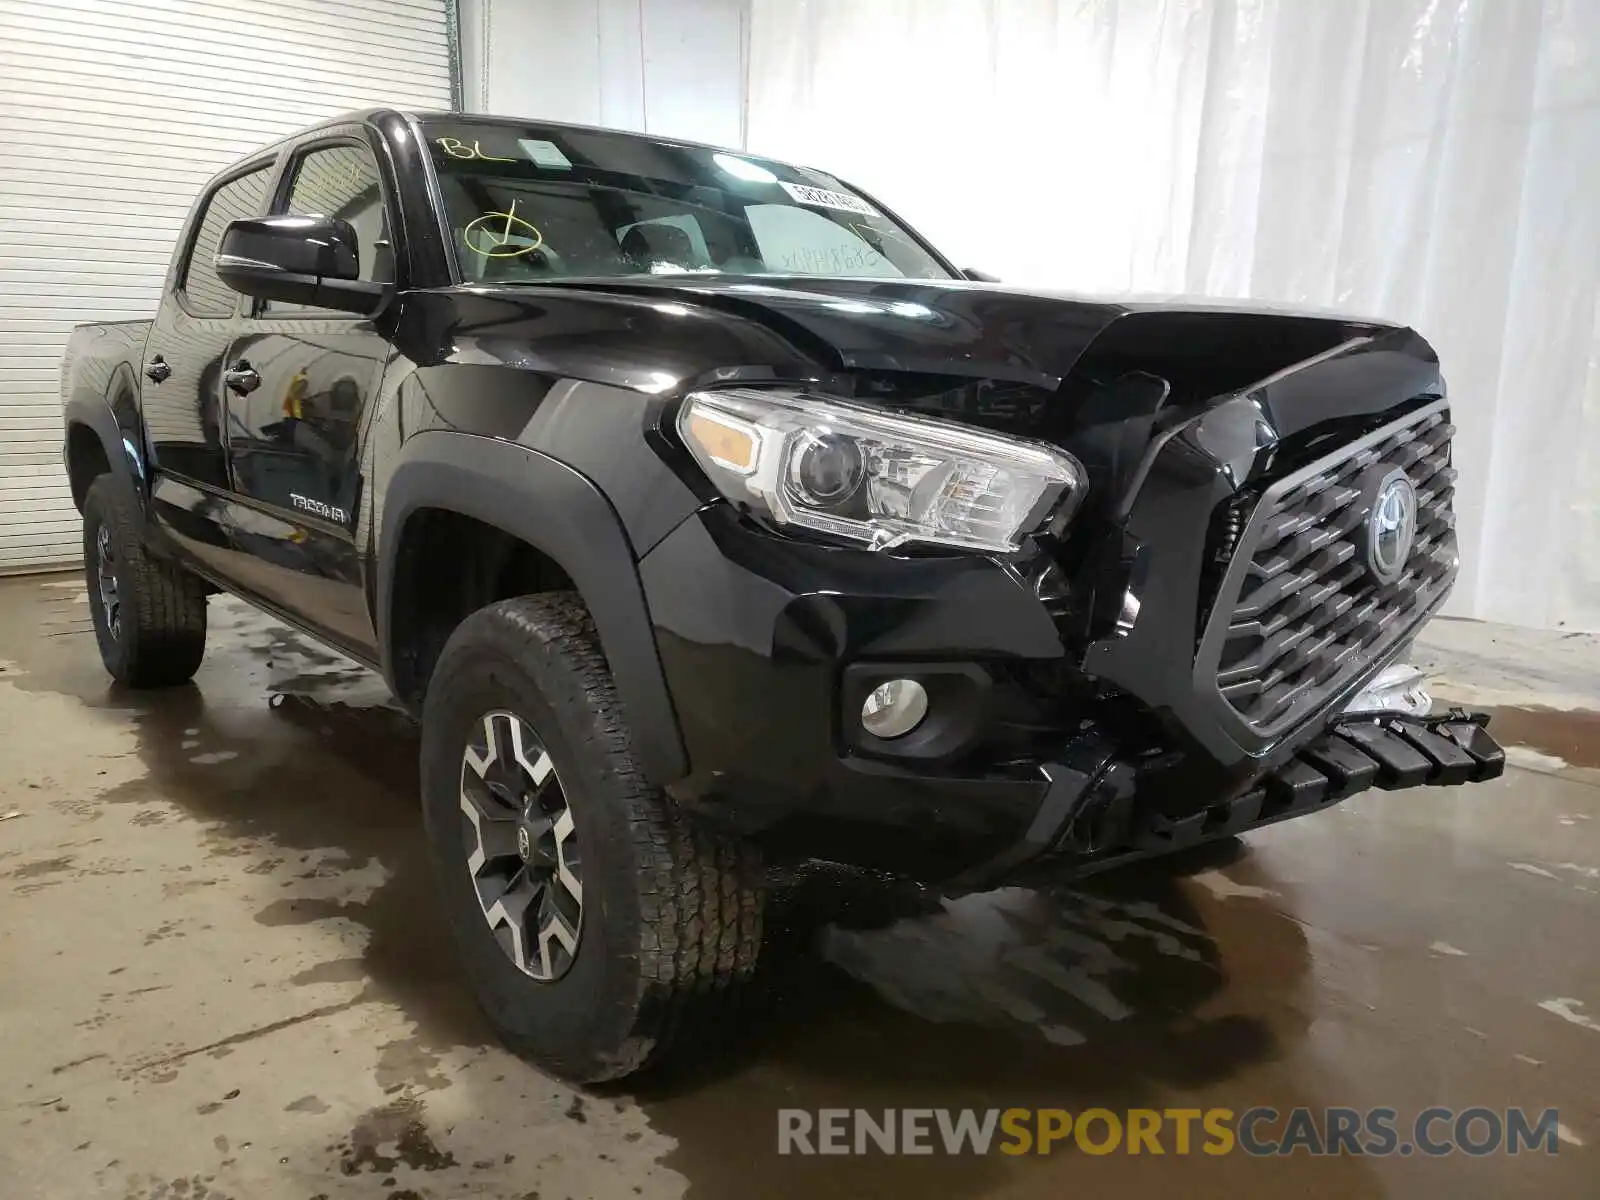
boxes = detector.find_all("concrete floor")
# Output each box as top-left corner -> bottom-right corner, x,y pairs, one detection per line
0,573 -> 1596,1200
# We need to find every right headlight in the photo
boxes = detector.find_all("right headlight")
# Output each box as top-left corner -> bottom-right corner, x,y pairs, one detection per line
676,387 -> 1087,553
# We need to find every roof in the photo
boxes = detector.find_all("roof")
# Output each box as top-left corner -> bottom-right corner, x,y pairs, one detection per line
286,107 -> 757,163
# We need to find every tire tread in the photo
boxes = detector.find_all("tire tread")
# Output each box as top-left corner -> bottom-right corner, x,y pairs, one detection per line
83,475 -> 206,688
432,594 -> 763,1081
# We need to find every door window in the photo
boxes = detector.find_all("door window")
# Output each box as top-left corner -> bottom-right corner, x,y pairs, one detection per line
182,167 -> 272,316
266,144 -> 391,314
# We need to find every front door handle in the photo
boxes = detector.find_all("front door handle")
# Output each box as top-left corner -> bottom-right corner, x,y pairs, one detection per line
223,362 -> 261,395
144,356 -> 171,384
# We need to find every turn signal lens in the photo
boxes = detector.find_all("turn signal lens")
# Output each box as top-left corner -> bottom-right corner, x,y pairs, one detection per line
684,408 -> 759,474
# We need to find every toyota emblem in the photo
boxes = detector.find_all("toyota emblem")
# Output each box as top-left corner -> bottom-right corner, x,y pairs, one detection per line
1360,465 -> 1418,585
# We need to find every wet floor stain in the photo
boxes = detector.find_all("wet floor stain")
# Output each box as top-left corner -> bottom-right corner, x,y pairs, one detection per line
118,1174 -> 234,1200
1481,705 -> 1600,770
336,1094 -> 458,1176
35,667 -> 492,1088
6,853 -> 77,879
621,851 -> 1310,1198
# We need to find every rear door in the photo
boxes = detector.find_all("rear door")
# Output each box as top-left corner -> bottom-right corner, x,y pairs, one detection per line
219,136 -> 395,659
143,160 -> 273,569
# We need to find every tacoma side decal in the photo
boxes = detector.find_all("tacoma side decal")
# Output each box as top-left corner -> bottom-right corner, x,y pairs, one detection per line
290,493 -> 347,523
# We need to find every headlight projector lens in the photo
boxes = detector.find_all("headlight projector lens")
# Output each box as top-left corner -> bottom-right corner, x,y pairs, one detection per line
861,678 -> 929,739
791,432 -> 864,505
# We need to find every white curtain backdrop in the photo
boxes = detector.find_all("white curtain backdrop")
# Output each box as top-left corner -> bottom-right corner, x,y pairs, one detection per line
746,0 -> 1600,631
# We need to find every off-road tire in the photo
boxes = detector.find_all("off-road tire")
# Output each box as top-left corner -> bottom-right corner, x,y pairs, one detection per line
420,593 -> 764,1082
82,474 -> 207,687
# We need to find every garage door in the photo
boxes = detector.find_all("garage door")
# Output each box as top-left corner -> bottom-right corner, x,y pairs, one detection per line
0,0 -> 454,571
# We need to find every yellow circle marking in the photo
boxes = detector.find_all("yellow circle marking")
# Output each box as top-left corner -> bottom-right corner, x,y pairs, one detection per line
464,203 -> 544,258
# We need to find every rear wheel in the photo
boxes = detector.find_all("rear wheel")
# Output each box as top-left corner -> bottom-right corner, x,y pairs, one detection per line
420,593 -> 764,1081
82,475 -> 206,687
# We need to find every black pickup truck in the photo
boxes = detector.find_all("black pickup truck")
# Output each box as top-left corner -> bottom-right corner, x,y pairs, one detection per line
61,109 -> 1504,1081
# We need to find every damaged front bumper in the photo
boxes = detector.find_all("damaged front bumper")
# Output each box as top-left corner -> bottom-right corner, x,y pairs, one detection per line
978,708 -> 1506,889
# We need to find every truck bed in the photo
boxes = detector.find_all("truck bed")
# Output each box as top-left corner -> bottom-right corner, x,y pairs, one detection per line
60,319 -> 151,411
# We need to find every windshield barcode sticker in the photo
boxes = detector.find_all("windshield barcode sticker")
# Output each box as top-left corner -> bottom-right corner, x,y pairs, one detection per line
779,182 -> 878,216
519,139 -> 573,169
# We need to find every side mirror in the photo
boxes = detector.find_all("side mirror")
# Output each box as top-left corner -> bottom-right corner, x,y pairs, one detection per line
215,215 -> 389,316
962,267 -> 1001,283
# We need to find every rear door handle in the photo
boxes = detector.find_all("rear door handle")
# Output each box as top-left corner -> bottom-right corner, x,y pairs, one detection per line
144,356 -> 171,384
223,362 -> 261,395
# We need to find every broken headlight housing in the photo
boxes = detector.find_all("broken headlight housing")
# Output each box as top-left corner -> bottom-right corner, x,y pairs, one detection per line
677,387 -> 1086,553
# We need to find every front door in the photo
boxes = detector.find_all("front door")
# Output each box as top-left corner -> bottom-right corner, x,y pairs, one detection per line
221,140 -> 395,659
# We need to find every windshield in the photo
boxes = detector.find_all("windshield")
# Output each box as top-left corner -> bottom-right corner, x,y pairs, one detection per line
420,119 -> 954,285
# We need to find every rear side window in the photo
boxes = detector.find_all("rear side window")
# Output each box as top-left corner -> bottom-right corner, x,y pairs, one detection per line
265,143 -> 390,314
182,167 -> 272,317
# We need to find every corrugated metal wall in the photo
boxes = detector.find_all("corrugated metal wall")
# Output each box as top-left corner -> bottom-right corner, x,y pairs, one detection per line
0,0 -> 453,571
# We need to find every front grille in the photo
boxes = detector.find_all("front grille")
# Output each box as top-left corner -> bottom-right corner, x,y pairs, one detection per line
1202,400 -> 1457,735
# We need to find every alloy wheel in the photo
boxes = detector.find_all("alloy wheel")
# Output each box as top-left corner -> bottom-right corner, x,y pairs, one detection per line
458,710 -> 583,981
95,524 -> 121,642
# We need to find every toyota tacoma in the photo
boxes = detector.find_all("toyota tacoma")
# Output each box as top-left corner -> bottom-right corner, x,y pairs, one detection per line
60,109 -> 1504,1081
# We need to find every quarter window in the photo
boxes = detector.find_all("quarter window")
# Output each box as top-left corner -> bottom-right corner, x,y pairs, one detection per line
182,167 -> 271,317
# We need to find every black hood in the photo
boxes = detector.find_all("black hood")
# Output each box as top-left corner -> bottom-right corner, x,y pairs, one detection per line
520,274 -> 1403,394
436,274 -> 1436,458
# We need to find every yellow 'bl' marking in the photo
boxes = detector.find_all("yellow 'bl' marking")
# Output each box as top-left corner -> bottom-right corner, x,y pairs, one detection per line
436,136 -> 517,162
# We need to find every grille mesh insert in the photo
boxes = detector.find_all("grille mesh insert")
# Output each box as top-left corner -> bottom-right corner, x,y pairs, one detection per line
1209,405 -> 1457,733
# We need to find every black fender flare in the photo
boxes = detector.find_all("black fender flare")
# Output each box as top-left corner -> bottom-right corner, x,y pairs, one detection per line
376,430 -> 689,786
64,363 -> 148,514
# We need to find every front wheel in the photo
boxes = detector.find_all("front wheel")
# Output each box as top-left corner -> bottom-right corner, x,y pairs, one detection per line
82,475 -> 207,687
420,594 -> 764,1082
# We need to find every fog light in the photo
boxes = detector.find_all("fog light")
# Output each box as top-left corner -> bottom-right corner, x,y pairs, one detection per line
861,678 -> 928,739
